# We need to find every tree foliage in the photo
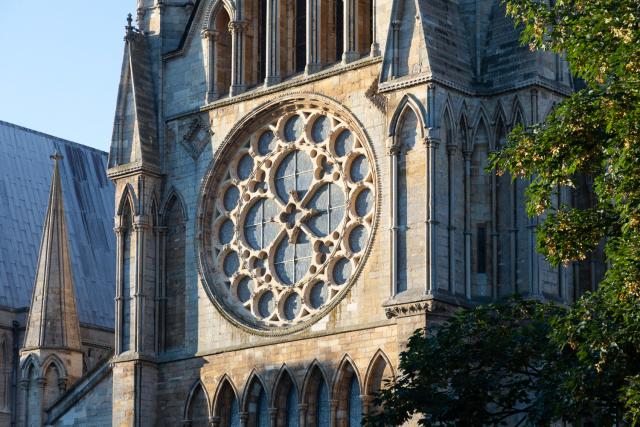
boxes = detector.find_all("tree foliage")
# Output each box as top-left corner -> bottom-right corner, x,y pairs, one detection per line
368,300 -> 568,426
367,0 -> 640,424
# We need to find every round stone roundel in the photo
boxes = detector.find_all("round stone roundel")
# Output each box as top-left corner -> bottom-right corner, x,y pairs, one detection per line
199,108 -> 376,331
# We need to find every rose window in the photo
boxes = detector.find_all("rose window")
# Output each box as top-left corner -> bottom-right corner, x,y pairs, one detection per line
198,107 -> 377,331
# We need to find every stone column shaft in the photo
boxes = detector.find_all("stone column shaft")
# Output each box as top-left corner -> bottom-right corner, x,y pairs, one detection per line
229,20 -> 248,96
203,30 -> 219,102
305,0 -> 321,73
342,0 -> 359,63
264,0 -> 280,85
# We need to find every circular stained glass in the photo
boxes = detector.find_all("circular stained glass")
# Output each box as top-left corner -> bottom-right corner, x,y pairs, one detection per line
258,131 -> 276,155
199,107 -> 377,330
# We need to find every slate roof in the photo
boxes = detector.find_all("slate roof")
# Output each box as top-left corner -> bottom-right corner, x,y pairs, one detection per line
0,120 -> 115,328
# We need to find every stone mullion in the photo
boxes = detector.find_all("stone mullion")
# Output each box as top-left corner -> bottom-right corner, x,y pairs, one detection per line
342,0 -> 359,63
230,20 -> 248,96
264,0 -> 281,86
388,144 -> 399,296
305,0 -> 321,74
298,403 -> 308,427
510,176 -> 518,294
463,150 -> 472,299
329,399 -> 338,427
238,411 -> 248,427
370,0 -> 380,56
269,407 -> 278,427
18,379 -> 28,426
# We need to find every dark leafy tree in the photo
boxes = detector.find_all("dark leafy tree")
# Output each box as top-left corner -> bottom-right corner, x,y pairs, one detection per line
368,0 -> 640,424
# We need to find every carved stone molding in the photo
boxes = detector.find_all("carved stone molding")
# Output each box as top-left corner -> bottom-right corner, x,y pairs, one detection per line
384,299 -> 455,319
174,114 -> 214,160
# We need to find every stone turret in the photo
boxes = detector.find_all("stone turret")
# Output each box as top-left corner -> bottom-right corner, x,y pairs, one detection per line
18,154 -> 84,427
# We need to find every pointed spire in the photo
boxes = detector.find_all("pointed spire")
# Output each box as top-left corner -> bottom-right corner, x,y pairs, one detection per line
23,153 -> 82,351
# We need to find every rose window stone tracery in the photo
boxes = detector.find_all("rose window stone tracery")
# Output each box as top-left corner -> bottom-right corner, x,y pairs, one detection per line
199,106 -> 377,331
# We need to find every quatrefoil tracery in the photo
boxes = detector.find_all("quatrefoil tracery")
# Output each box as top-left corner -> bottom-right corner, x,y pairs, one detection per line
203,109 -> 376,329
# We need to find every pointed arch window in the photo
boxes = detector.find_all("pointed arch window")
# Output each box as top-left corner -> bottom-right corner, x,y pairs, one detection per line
470,119 -> 492,298
205,7 -> 233,101
334,358 -> 362,427
274,369 -> 299,427
392,107 -> 425,295
120,202 -> 133,353
215,379 -> 240,427
43,363 -> 62,409
162,195 -> 186,352
348,376 -> 362,427
186,384 -> 210,427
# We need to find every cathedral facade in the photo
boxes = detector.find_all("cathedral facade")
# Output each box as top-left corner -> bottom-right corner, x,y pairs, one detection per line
16,0 -> 599,425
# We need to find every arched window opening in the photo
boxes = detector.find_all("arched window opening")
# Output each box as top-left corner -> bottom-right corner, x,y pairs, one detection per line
215,379 -> 240,427
355,0 -> 373,56
277,0 -> 306,78
43,363 -> 61,409
495,118 -> 513,297
365,353 -> 393,416
295,0 -> 307,73
348,376 -> 362,427
187,384 -> 210,427
163,196 -> 186,352
512,109 -> 529,296
315,1 -> 344,68
214,8 -> 232,97
334,359 -> 361,427
258,0 -> 268,84
335,0 -> 345,62
121,202 -> 133,353
274,369 -> 299,427
302,365 -> 330,427
243,0 -> 268,87
396,108 -> 424,294
470,119 -> 492,298
246,376 -> 269,427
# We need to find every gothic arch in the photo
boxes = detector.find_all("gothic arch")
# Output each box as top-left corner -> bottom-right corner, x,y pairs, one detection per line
116,184 -> 138,217
470,105 -> 491,150
184,380 -> 211,427
301,360 -> 331,427
492,102 -> 509,150
241,370 -> 270,427
161,188 -> 187,352
212,375 -> 240,427
160,187 -> 188,224
510,96 -> 527,127
442,103 -> 455,146
332,354 -> 363,427
202,0 -> 237,30
271,364 -> 300,426
363,350 -> 395,397
20,354 -> 40,381
41,354 -> 67,381
388,93 -> 427,140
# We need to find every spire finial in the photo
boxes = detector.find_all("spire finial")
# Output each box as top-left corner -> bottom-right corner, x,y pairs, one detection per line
126,13 -> 133,30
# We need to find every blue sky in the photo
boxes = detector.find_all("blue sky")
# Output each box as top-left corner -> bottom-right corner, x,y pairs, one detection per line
0,1 -> 133,152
